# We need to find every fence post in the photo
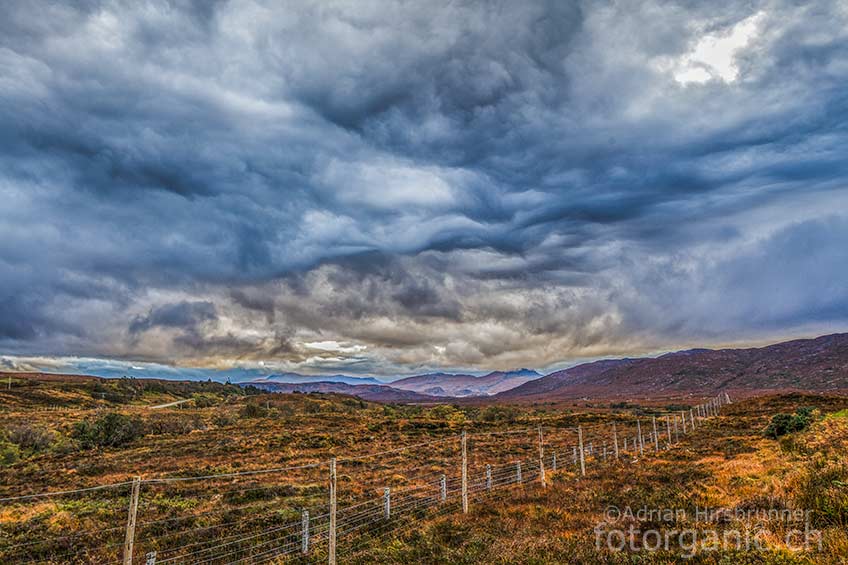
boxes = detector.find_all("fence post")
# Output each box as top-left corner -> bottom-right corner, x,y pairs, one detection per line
516,461 -> 523,484
602,444 -> 607,461
637,421 -> 644,457
572,445 -> 577,465
461,431 -> 468,514
665,415 -> 672,446
329,458 -> 337,565
652,417 -> 659,452
383,487 -> 391,519
145,552 -> 156,565
613,423 -> 619,459
577,426 -> 586,476
680,411 -> 687,434
623,437 -> 628,452
690,408 -> 696,427
537,425 -> 546,488
486,464 -> 492,490
552,452 -> 557,471
123,476 -> 141,565
440,474 -> 447,502
673,415 -> 679,442
301,510 -> 310,555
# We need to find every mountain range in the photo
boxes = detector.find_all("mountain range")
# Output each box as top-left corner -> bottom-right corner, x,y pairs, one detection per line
495,333 -> 848,402
243,369 -> 541,399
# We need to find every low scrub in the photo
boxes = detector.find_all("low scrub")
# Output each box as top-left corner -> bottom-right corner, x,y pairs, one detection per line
73,412 -> 145,449
764,407 -> 815,438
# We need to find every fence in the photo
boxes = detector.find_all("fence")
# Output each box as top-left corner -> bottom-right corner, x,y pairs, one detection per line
0,393 -> 731,564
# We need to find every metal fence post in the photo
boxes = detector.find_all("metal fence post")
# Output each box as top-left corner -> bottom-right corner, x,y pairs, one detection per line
440,474 -> 447,502
383,487 -> 391,519
486,464 -> 492,490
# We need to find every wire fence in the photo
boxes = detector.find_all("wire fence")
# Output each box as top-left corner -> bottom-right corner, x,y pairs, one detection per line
0,393 -> 731,564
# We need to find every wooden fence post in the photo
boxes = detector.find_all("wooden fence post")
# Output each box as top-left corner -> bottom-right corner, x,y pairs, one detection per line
665,415 -> 672,446
652,417 -> 659,452
301,510 -> 309,555
690,408 -> 696,427
461,431 -> 468,514
637,421 -> 644,457
537,425 -> 546,488
552,452 -> 557,471
440,474 -> 447,502
577,426 -> 586,476
680,411 -> 687,434
123,476 -> 140,565
516,461 -> 523,484
329,458 -> 337,565
613,422 -> 620,459
383,487 -> 391,519
486,464 -> 492,490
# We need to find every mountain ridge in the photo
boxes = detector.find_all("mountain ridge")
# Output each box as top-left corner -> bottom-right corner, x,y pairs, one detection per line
496,333 -> 848,401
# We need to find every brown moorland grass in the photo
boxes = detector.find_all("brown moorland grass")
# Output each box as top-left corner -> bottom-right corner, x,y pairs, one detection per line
0,375 -> 846,563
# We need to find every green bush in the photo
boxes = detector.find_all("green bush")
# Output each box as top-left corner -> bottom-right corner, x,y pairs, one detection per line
0,438 -> 20,466
479,405 -> 520,422
239,403 -> 268,419
73,412 -> 145,448
764,407 -> 815,438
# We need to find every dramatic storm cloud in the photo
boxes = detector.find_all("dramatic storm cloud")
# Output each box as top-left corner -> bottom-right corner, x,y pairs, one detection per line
1,0 -> 847,376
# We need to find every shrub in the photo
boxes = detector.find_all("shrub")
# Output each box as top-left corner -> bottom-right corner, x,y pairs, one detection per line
0,438 -> 20,466
792,457 -> 848,527
765,407 -> 816,439
192,393 -> 218,408
73,412 -> 145,448
212,413 -> 236,427
145,414 -> 204,435
480,406 -> 520,422
239,403 -> 268,419
8,424 -> 54,452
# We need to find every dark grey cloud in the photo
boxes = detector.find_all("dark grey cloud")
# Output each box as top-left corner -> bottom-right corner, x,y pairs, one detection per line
1,0 -> 847,374
129,301 -> 218,336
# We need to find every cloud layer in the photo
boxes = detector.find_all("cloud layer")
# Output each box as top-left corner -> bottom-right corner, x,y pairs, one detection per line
1,0 -> 847,376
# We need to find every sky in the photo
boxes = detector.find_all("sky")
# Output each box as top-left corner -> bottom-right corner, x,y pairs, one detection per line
1,0 -> 848,380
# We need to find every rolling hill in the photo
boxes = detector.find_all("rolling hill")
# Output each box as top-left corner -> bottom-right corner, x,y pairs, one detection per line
244,381 -> 441,403
496,333 -> 848,401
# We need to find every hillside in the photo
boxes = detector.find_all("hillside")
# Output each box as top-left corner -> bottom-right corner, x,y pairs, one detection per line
390,369 -> 541,397
245,380 -> 441,403
498,333 -> 848,401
